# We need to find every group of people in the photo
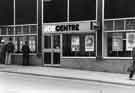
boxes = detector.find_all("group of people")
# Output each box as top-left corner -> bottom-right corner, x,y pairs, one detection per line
0,37 -> 30,66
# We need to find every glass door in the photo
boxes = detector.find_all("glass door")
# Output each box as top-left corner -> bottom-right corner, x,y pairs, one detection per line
43,34 -> 61,66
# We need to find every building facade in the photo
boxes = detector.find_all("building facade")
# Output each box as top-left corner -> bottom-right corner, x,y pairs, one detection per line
0,0 -> 135,73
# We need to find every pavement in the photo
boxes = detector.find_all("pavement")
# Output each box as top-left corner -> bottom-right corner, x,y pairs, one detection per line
0,64 -> 135,86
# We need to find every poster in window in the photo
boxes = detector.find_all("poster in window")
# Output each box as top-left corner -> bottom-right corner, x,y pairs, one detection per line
85,35 -> 94,51
19,37 -> 25,52
112,33 -> 123,51
126,33 -> 135,51
71,36 -> 80,51
14,39 -> 18,52
29,36 -> 36,52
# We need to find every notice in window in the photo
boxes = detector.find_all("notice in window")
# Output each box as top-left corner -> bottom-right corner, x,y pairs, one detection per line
71,36 -> 80,51
29,36 -> 36,52
126,33 -> 135,51
85,35 -> 94,51
112,33 -> 123,51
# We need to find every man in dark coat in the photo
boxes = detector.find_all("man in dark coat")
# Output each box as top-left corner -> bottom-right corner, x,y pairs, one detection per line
22,41 -> 30,66
129,47 -> 135,80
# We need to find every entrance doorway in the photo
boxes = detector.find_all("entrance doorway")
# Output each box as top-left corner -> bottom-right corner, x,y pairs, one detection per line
43,34 -> 61,66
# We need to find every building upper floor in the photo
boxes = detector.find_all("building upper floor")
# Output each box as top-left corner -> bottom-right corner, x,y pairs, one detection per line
1,0 -> 135,25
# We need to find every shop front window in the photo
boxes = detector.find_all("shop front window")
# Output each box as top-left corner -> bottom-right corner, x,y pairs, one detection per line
106,32 -> 132,57
0,25 -> 38,53
63,33 -> 96,57
0,36 -> 37,53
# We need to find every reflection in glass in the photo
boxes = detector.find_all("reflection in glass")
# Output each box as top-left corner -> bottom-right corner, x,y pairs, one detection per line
107,32 -> 132,57
8,27 -> 14,35
29,36 -> 36,52
23,26 -> 29,34
104,21 -> 113,31
53,35 -> 60,49
115,20 -> 124,30
126,19 -> 135,30
15,26 -> 22,34
30,25 -> 37,34
1,27 -> 7,35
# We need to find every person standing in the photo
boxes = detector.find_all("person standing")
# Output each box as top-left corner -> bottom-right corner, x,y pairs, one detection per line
22,41 -> 30,66
0,40 -> 7,64
129,47 -> 135,80
5,38 -> 15,65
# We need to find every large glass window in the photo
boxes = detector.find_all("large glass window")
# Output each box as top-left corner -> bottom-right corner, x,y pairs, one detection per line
44,0 -> 67,22
0,0 -> 13,25
14,36 -> 37,53
63,33 -> 96,57
105,0 -> 135,18
69,0 -> 96,21
106,32 -> 133,57
16,0 -> 37,24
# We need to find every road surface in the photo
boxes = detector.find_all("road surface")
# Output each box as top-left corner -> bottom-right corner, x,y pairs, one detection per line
0,72 -> 134,93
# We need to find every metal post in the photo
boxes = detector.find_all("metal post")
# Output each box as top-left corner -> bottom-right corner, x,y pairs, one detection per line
67,0 -> 69,22
13,0 -> 16,40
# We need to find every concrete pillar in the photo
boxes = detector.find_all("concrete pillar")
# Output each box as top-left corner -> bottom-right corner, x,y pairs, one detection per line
96,0 -> 104,60
37,0 -> 42,53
